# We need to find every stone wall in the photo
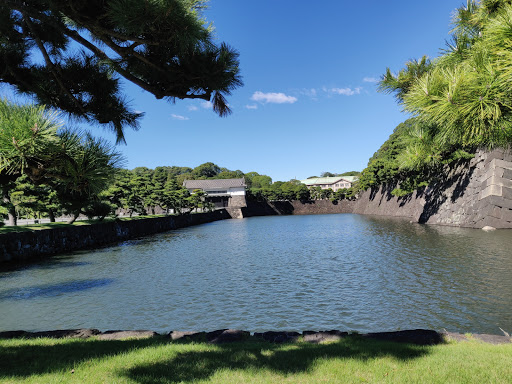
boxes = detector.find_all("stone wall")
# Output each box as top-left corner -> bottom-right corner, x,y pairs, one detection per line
243,199 -> 355,217
0,210 -> 231,264
352,148 -> 512,229
228,195 -> 247,208
0,200 -> 358,264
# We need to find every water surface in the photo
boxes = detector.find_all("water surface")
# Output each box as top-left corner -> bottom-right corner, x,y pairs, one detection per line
1,214 -> 511,334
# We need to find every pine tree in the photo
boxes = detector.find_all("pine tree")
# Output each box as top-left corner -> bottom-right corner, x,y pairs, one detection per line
1,0 -> 242,143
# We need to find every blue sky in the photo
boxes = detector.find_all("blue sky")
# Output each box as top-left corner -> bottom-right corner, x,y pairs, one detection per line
5,1 -> 465,182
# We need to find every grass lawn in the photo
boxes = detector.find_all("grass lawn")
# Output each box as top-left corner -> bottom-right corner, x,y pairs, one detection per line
0,215 -> 168,234
1,335 -> 511,383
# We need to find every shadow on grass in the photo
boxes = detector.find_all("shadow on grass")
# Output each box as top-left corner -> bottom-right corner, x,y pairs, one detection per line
125,336 -> 431,384
0,336 -> 433,382
0,337 -> 169,378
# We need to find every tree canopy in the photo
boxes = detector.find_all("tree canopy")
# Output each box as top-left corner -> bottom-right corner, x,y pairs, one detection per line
380,0 -> 512,158
0,99 -> 122,224
361,0 -> 512,195
0,0 -> 242,143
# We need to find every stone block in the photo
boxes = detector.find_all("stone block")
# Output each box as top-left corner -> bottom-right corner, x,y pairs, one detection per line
474,203 -> 493,219
494,159 -> 512,171
254,331 -> 300,343
0,329 -> 101,339
502,208 -> 512,222
504,169 -> 512,180
483,149 -> 507,166
302,330 -> 348,343
480,184 -> 503,199
168,331 -> 206,341
502,186 -> 512,201
97,330 -> 158,340
363,329 -> 443,345
207,329 -> 250,344
485,195 -> 512,210
485,176 -> 512,189
480,216 -> 506,229
472,334 -> 511,344
499,220 -> 512,228
228,195 -> 247,208
479,167 -> 497,184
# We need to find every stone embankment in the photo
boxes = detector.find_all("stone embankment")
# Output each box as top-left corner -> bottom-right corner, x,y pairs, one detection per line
353,148 -> 512,229
242,199 -> 355,217
0,210 -> 231,263
0,328 -> 509,345
4,145 -> 512,265
0,200 -> 354,264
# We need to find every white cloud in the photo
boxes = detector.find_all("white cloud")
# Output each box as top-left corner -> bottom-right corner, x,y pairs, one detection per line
326,87 -> 362,96
363,77 -> 379,83
251,91 -> 298,104
171,114 -> 189,121
245,104 -> 258,110
201,101 -> 213,109
187,105 -> 199,111
134,110 -> 144,114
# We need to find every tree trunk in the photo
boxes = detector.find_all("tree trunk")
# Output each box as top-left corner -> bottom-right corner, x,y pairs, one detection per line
7,209 -> 16,226
67,211 -> 80,224
2,188 -> 16,226
48,209 -> 56,222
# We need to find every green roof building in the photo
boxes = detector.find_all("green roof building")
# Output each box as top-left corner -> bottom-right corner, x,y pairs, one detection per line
300,176 -> 357,192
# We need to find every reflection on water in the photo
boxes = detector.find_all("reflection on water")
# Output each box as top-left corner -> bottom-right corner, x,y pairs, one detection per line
0,214 -> 511,334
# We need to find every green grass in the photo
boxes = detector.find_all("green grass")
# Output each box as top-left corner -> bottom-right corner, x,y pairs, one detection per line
1,336 -> 511,383
0,215 -> 169,234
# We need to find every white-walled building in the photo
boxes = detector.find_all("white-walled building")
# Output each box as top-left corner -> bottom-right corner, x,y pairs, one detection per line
183,178 -> 247,208
300,176 -> 358,192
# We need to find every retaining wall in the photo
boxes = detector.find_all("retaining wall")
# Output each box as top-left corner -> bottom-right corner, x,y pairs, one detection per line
9,150 -> 511,266
0,210 -> 231,263
242,199 -> 355,217
0,200 -> 355,264
352,148 -> 512,228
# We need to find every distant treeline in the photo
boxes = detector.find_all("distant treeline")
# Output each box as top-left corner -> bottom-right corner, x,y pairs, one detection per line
102,163 -> 357,218
4,158 -> 358,224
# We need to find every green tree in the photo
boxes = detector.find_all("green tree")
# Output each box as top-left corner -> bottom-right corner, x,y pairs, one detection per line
160,177 -> 180,214
51,131 -> 123,223
251,175 -> 272,189
1,0 -> 242,143
379,0 -> 512,172
215,170 -> 245,179
10,175 -> 61,221
187,189 -> 205,212
310,186 -> 323,200
0,99 -> 61,225
193,162 -> 221,178
101,168 -> 132,215
172,188 -> 191,215
293,184 -> 310,202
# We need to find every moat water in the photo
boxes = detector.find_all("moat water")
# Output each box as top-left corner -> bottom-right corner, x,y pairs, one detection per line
1,214 -> 511,334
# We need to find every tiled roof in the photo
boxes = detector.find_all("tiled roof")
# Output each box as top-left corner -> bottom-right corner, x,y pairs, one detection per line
183,178 -> 246,189
300,176 -> 358,186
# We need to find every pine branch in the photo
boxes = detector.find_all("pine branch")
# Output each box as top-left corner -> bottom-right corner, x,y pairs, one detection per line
21,12 -> 88,117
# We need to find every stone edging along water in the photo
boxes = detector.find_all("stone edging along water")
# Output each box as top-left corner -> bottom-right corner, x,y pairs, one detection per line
0,210 -> 232,264
0,200 -> 354,264
0,328 -> 510,345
